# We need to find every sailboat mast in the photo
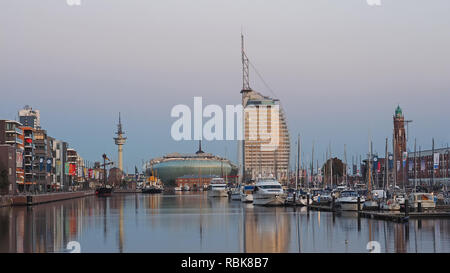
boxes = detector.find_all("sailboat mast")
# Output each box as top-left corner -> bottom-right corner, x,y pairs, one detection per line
329,142 -> 333,188
311,141 -> 314,189
384,138 -> 388,193
414,138 -> 417,193
393,131 -> 397,190
368,135 -> 372,193
344,144 -> 348,187
296,134 -> 300,190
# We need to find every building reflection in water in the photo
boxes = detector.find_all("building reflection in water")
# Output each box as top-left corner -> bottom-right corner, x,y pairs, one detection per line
1,194 -> 450,253
243,206 -> 291,253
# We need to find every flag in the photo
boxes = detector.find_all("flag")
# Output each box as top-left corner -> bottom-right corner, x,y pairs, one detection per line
39,157 -> 44,171
46,158 -> 52,172
402,152 -> 407,167
377,161 -> 381,173
373,156 -> 378,172
433,153 -> 440,170
69,164 -> 76,176
56,160 -> 61,175
388,154 -> 393,170
65,163 -> 70,175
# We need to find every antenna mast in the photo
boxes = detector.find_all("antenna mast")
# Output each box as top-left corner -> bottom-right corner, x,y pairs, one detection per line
241,34 -> 251,92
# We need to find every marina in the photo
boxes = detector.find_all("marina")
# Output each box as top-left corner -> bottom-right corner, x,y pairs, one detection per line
1,1 -> 450,256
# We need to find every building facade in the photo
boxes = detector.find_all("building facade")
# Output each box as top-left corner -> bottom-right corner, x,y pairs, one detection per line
18,105 -> 40,129
175,174 -> 220,190
21,126 -> 35,191
241,90 -> 290,183
407,147 -> 450,187
239,35 -> 290,183
0,145 -> 17,194
0,120 -> 24,193
33,129 -> 52,192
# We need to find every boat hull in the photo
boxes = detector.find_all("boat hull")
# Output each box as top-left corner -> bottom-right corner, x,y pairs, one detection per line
240,194 -> 253,203
337,202 -> 360,211
96,187 -> 113,197
142,188 -> 163,194
208,189 -> 228,197
253,194 -> 285,206
230,192 -> 241,201
363,200 -> 379,211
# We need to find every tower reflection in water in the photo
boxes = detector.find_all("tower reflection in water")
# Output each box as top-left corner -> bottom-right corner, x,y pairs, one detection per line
0,194 -> 449,253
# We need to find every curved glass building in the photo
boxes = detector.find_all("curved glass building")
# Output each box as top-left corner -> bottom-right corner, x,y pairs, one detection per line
145,143 -> 238,186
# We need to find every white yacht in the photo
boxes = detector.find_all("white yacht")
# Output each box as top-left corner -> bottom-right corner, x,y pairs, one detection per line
240,185 -> 254,203
336,190 -> 365,211
207,178 -> 228,197
252,178 -> 286,206
408,192 -> 436,210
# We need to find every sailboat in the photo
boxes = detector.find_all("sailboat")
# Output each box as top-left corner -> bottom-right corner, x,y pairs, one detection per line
380,137 -> 401,210
363,138 -> 379,210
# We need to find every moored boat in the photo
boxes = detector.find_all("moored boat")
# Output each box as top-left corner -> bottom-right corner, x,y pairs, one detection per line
230,185 -> 241,200
240,185 -> 254,203
96,185 -> 113,197
252,177 -> 286,206
207,178 -> 228,197
336,190 -> 364,211
408,192 -> 436,210
142,185 -> 163,194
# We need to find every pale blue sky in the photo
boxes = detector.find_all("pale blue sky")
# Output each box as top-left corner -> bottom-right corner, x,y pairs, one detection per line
1,0 -> 450,172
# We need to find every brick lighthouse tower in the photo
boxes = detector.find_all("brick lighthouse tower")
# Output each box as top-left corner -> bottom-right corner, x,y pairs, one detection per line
114,113 -> 127,173
393,105 -> 406,186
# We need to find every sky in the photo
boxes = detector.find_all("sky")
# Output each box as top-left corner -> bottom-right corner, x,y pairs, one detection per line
1,0 -> 450,172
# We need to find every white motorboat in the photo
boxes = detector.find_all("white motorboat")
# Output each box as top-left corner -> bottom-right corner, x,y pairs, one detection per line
207,178 -> 228,197
174,186 -> 183,191
240,185 -> 254,203
408,192 -> 436,210
336,190 -> 364,211
183,185 -> 190,191
252,177 -> 286,206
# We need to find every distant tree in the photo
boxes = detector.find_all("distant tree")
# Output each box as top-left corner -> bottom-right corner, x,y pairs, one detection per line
322,157 -> 345,180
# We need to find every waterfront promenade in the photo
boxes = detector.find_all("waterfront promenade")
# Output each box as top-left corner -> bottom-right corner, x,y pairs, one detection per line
0,191 -> 95,207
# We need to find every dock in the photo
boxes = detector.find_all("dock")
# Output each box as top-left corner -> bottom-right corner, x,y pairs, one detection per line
307,204 -> 335,212
358,210 -> 450,222
1,191 -> 95,207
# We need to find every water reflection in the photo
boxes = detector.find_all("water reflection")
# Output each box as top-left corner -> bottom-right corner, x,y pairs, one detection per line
0,192 -> 449,253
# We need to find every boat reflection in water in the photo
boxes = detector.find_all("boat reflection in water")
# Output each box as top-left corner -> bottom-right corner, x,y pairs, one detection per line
0,192 -> 449,253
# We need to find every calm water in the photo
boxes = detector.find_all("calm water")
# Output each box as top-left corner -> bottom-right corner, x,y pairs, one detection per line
0,192 -> 449,253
